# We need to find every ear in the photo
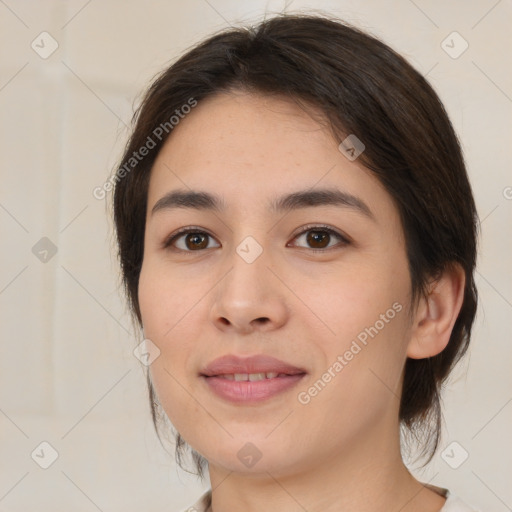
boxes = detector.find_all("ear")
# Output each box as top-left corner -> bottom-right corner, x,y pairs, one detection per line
407,264 -> 466,359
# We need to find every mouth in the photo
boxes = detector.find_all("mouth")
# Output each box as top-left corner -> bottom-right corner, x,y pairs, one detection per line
200,354 -> 307,403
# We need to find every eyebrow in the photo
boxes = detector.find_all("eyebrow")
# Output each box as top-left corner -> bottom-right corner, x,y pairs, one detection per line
150,188 -> 375,220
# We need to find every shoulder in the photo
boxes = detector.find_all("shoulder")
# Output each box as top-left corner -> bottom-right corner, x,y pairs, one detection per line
178,490 -> 212,512
441,491 -> 480,512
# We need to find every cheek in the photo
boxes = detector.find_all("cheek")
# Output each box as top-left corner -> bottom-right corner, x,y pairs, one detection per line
138,260 -> 206,431
295,296 -> 410,446
138,258 -> 207,340
308,257 -> 409,344
306,257 -> 411,402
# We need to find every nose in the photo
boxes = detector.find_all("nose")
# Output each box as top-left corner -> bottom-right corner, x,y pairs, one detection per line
209,243 -> 289,335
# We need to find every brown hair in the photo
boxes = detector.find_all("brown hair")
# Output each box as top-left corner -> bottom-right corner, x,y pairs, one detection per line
112,13 -> 478,478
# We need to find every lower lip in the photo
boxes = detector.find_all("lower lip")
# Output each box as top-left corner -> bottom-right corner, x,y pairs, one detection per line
202,374 -> 306,403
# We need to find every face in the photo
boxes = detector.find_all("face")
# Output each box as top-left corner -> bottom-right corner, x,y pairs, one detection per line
139,91 -> 414,476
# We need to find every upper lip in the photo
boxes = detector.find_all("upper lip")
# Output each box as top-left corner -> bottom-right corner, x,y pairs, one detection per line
200,354 -> 307,377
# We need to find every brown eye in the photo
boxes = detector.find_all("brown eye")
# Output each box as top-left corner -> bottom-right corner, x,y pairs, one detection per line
306,230 -> 330,249
290,225 -> 349,252
183,232 -> 209,250
164,228 -> 220,252
164,225 -> 349,254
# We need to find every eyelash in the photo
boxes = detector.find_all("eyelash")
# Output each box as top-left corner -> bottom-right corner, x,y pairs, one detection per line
162,224 -> 350,254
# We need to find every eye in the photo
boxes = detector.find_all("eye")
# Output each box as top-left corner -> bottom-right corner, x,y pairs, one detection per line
288,224 -> 350,252
163,224 -> 350,254
163,227 -> 220,252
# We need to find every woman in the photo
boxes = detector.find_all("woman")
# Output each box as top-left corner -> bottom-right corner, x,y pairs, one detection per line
112,13 -> 479,512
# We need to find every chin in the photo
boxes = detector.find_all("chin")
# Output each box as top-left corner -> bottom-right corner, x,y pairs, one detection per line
203,437 -> 304,476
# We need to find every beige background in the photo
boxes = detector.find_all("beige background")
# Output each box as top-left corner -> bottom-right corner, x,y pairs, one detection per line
0,0 -> 511,510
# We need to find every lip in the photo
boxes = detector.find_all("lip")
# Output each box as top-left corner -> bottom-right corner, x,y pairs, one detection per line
202,374 -> 306,403
200,354 -> 306,377
200,354 -> 307,404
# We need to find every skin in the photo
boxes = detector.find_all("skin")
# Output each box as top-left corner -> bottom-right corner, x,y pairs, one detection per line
138,91 -> 465,512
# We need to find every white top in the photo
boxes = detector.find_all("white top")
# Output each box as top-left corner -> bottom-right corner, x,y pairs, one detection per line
442,492 -> 480,511
180,488 -> 480,512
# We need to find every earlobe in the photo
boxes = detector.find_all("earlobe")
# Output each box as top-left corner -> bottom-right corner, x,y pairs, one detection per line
407,264 -> 466,359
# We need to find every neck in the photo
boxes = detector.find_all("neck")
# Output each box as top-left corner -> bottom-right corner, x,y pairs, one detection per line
206,422 -> 446,512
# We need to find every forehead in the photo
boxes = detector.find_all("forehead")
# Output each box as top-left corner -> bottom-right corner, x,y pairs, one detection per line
147,91 -> 398,225
155,91 -> 337,171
